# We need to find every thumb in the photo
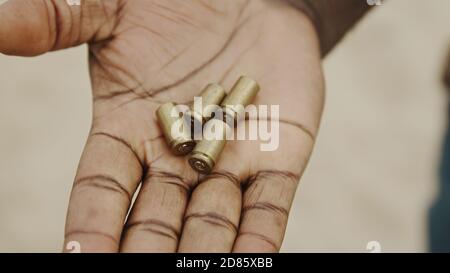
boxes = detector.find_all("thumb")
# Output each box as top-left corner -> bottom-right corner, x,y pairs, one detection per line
0,0 -> 117,56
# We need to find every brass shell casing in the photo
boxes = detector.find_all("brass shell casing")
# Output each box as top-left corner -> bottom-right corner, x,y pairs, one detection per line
221,76 -> 260,125
186,83 -> 226,130
188,119 -> 231,174
156,102 -> 196,156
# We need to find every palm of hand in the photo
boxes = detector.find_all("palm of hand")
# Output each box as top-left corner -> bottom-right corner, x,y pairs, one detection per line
2,0 -> 324,252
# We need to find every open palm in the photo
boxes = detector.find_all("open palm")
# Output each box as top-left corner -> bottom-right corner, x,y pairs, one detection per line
0,0 -> 324,252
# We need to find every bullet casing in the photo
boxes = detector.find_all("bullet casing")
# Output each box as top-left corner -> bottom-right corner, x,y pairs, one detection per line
185,83 -> 226,132
156,102 -> 196,156
188,119 -> 231,174
221,76 -> 260,125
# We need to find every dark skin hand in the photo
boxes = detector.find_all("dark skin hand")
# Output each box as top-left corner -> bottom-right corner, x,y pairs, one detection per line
0,0 -> 324,252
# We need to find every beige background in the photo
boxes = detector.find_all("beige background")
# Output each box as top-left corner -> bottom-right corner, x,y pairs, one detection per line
0,0 -> 449,252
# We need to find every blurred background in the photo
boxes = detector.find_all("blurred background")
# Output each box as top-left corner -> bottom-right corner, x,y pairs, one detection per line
0,0 -> 449,252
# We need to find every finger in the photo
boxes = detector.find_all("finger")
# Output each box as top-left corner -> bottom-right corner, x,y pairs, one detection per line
120,170 -> 191,253
232,171 -> 299,253
0,0 -> 117,56
64,133 -> 143,252
178,172 -> 242,253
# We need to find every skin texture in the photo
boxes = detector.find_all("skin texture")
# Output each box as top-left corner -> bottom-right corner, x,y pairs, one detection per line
0,0 -> 324,252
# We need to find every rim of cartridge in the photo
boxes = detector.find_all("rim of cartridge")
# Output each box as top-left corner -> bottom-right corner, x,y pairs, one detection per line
188,152 -> 215,174
171,138 -> 196,156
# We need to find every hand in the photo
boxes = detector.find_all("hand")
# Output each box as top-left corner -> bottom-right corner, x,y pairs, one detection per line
0,0 -> 324,252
